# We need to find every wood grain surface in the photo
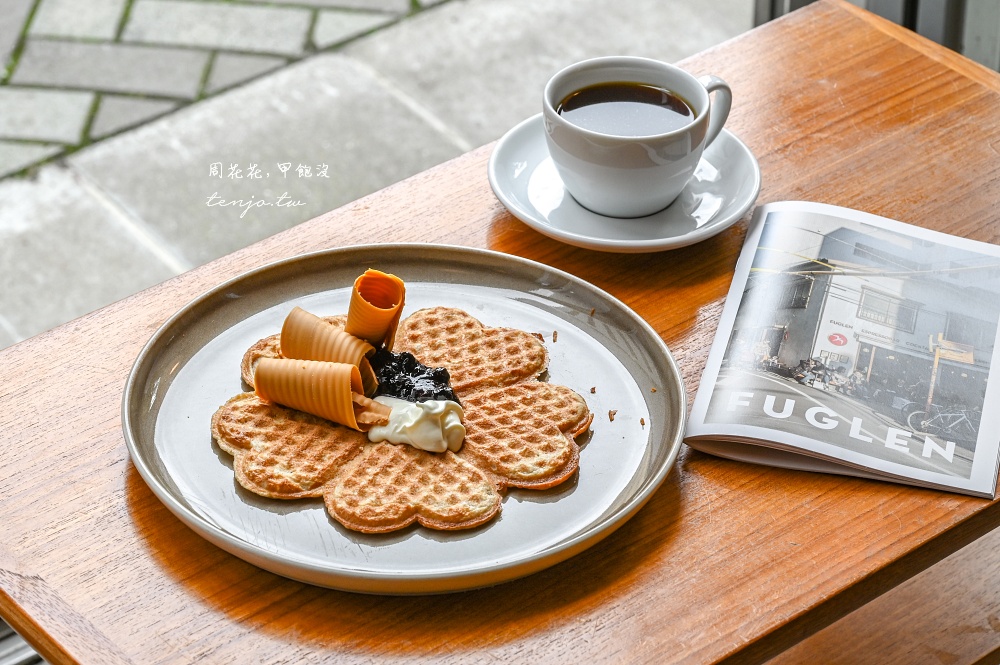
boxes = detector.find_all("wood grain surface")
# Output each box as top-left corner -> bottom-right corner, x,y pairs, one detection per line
772,527 -> 1000,664
2,1 -> 1000,663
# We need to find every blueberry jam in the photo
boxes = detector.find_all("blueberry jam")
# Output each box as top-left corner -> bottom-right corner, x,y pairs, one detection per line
370,349 -> 460,405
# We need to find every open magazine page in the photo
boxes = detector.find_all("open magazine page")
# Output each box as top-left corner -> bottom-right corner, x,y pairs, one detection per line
686,201 -> 1000,498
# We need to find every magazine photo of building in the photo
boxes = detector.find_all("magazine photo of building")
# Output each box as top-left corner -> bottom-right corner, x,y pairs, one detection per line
701,207 -> 1000,481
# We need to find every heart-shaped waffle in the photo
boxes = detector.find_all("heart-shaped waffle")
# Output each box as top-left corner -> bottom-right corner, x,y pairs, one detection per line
215,305 -> 592,533
326,443 -> 501,533
394,307 -> 548,395
460,382 -> 593,489
240,315 -> 346,387
212,392 -> 366,499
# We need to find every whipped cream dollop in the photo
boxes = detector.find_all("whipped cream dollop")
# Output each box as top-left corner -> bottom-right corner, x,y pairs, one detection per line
366,396 -> 466,453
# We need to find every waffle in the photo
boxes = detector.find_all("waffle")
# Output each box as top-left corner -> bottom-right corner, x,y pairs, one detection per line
460,382 -> 593,490
216,306 -> 593,533
326,443 -> 501,533
211,392 -> 366,499
240,315 -> 346,387
395,307 -> 548,395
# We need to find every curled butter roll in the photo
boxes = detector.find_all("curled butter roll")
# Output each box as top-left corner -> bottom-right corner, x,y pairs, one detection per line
254,358 -> 389,431
280,306 -> 378,396
345,269 -> 405,350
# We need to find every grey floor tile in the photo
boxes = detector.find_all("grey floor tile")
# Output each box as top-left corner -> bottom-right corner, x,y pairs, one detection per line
0,0 -> 34,76
244,0 -> 410,12
332,0 -> 410,11
344,0 -> 754,148
30,0 -> 128,40
68,53 -> 467,267
0,314 -> 20,350
90,95 -> 179,139
313,9 -> 396,49
0,87 -> 94,143
12,39 -> 210,98
205,53 -> 286,94
123,0 -> 312,57
0,166 -> 179,339
0,140 -> 63,178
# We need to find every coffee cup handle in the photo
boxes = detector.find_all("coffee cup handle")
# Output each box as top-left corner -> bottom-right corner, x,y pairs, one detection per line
698,75 -> 732,147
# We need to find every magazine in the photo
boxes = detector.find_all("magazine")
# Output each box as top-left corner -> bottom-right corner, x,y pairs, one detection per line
685,201 -> 1000,498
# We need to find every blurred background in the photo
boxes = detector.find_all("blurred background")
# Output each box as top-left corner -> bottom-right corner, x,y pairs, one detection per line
2,0 -> 999,663
0,0 -> 752,354
3,0 -> 997,353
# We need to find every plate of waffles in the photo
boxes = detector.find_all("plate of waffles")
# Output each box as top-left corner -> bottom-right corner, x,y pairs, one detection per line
123,245 -> 685,594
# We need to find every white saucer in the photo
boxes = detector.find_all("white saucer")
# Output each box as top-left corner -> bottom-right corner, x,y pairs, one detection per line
487,114 -> 761,253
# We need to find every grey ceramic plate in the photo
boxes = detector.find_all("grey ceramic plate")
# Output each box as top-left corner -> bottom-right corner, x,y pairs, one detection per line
123,245 -> 685,594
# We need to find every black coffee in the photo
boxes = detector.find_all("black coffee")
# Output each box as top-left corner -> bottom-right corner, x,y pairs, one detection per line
556,81 -> 695,136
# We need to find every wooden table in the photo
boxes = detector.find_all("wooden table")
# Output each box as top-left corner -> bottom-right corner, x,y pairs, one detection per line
3,1 -> 1000,662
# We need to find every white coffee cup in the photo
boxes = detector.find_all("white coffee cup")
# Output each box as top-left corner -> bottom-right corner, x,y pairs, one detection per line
542,56 -> 732,218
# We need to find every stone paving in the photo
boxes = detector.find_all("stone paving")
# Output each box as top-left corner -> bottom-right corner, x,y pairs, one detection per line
0,0 -> 753,349
0,0 -> 420,178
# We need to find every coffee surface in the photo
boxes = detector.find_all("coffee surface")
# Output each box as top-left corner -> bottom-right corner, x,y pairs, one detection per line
556,82 -> 694,136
